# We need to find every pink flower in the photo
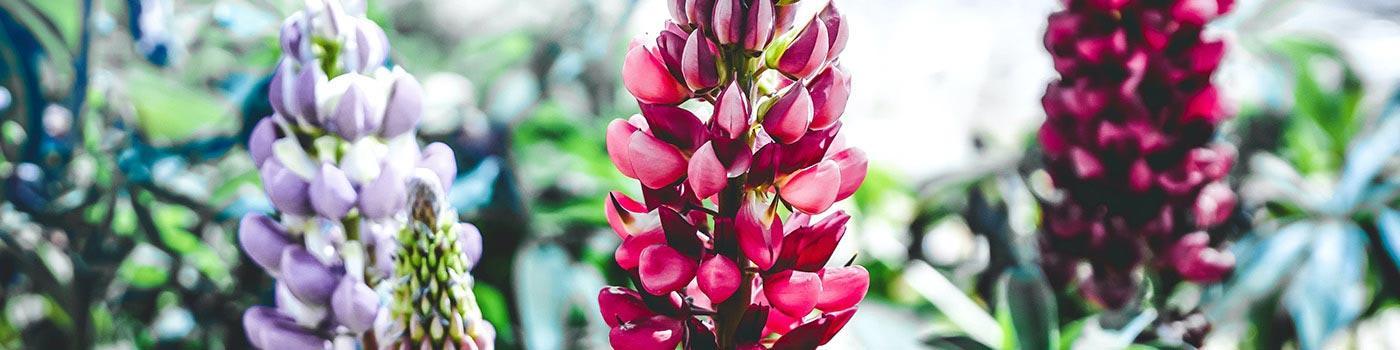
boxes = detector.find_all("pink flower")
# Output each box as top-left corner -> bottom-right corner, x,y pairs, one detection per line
603,1 -> 865,348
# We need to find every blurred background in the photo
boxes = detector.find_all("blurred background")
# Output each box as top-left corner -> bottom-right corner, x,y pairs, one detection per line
0,0 -> 1397,349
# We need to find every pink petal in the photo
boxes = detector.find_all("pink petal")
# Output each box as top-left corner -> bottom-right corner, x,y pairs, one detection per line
792,212 -> 850,272
737,199 -> 783,270
688,142 -> 728,200
764,270 -> 822,318
808,65 -> 851,130
629,132 -> 689,189
609,315 -> 684,350
599,286 -> 655,327
1193,182 -> 1236,229
770,316 -> 830,350
658,207 -> 704,258
638,245 -> 698,295
779,160 -> 841,214
639,104 -> 707,151
698,255 -> 741,303
607,119 -> 642,178
816,266 -> 868,311
606,191 -> 658,238
762,83 -> 814,144
819,307 -> 857,344
1068,147 -> 1104,180
774,18 -> 830,80
712,82 -> 751,139
762,298 -> 802,336
616,229 -> 666,270
830,148 -> 867,202
1170,232 -> 1234,282
623,45 -> 690,105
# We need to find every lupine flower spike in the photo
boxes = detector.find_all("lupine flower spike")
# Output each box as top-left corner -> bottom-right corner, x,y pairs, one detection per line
238,1 -> 492,348
1037,0 -> 1236,345
605,0 -> 867,349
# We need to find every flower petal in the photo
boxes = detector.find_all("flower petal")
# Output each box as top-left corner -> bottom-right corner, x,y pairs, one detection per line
737,198 -> 782,270
239,213 -> 292,273
698,255 -> 741,303
816,266 -> 868,311
687,141 -> 728,200
762,82 -> 813,144
609,315 -> 684,350
628,132 -> 688,189
638,245 -> 698,296
599,286 -> 655,327
310,163 -> 358,219
764,270 -> 822,318
607,118 -> 642,178
830,148 -> 866,202
779,160 -> 841,214
623,45 -> 690,105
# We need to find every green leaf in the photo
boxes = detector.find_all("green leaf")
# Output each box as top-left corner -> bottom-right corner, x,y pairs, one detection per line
472,283 -> 516,346
996,267 -> 1059,350
1058,318 -> 1087,350
124,68 -> 236,142
1270,38 -> 1366,174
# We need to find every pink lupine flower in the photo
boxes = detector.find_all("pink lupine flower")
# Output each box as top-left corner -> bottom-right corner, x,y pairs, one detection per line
1036,1 -> 1238,339
602,1 -> 866,347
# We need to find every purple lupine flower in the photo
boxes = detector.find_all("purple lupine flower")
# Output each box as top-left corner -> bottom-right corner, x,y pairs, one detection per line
237,1 -> 490,348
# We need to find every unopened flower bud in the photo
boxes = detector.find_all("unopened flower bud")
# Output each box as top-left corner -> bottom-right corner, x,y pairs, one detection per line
762,82 -> 814,144
765,16 -> 830,79
280,246 -> 341,304
381,69 -> 424,138
331,276 -> 380,333
310,163 -> 358,219
712,0 -> 744,45
682,30 -> 723,91
419,142 -> 458,189
249,117 -> 278,167
744,0 -> 776,52
239,213 -> 292,272
816,1 -> 849,61
623,45 -> 690,105
261,159 -> 312,216
807,65 -> 851,130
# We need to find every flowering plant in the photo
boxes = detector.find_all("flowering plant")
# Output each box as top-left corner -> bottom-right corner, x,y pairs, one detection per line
237,1 -> 491,348
598,0 -> 869,348
1036,0 -> 1237,345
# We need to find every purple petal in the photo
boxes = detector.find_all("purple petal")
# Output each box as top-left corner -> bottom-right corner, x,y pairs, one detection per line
309,163 -> 358,219
330,277 -> 380,333
239,213 -> 291,272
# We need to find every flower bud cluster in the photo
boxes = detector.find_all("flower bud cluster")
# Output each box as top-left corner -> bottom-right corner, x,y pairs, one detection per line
603,1 -> 866,348
381,172 -> 493,350
1037,0 -> 1238,311
238,1 -> 469,348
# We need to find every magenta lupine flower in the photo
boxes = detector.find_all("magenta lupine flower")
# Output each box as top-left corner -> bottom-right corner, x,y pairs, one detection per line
237,1 -> 490,349
602,1 -> 867,348
1037,0 -> 1238,312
